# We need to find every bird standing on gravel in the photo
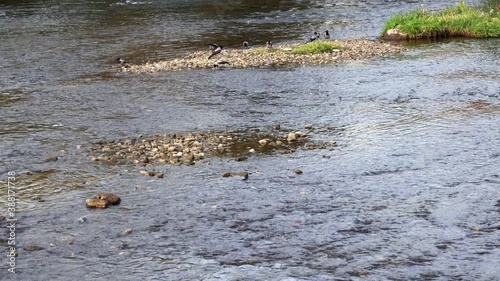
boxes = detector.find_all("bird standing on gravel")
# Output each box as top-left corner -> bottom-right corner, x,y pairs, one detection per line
208,44 -> 223,59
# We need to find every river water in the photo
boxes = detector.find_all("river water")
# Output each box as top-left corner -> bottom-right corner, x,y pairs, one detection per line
1,0 -> 499,280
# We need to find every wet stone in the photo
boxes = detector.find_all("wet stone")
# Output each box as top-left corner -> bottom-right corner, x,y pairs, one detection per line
24,245 -> 45,251
294,169 -> 303,175
96,193 -> 121,205
45,155 -> 58,162
85,199 -> 109,209
222,171 -> 249,180
234,156 -> 248,162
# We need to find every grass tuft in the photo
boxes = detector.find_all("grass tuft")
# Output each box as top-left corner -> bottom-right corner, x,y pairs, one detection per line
290,41 -> 343,55
248,41 -> 342,55
382,1 -> 500,39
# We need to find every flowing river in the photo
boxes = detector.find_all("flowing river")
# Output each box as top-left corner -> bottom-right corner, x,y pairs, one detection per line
0,0 -> 499,280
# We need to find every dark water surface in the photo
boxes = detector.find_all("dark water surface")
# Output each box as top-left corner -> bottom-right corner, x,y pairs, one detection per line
1,0 -> 499,280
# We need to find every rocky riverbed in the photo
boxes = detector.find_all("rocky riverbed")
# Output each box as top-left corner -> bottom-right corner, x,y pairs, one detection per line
90,128 -> 336,166
122,39 -> 405,73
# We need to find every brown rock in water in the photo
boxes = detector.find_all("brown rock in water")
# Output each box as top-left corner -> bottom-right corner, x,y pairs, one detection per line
382,27 -> 409,40
96,193 -> 121,205
287,132 -> 297,142
156,172 -> 165,178
234,156 -> 248,162
294,169 -> 303,175
85,199 -> 109,209
222,171 -> 249,180
45,155 -> 58,162
23,245 -> 44,251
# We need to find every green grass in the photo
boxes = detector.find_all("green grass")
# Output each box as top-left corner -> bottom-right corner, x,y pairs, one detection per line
290,41 -> 343,54
382,1 -> 500,39
248,41 -> 342,55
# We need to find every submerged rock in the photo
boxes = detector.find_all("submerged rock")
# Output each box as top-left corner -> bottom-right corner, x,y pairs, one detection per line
45,155 -> 58,162
222,171 -> 249,180
23,245 -> 45,251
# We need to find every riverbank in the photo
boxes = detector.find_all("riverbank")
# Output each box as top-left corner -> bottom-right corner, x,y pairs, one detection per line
382,1 -> 500,40
121,39 -> 405,73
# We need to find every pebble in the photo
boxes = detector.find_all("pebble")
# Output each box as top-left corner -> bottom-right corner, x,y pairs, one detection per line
123,228 -> 133,235
45,155 -> 58,162
287,132 -> 297,142
258,139 -> 268,146
24,245 -> 44,251
294,169 -> 303,175
222,171 -> 249,180
76,216 -> 87,223
234,156 -> 248,162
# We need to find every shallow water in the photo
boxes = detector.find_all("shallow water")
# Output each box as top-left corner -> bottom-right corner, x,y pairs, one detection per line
1,0 -> 499,280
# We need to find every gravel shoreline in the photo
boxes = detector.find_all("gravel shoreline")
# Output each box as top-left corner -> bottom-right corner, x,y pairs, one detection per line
123,39 -> 405,73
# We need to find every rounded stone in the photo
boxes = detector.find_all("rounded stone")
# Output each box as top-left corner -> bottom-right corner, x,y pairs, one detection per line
85,199 -> 108,208
96,193 -> 121,205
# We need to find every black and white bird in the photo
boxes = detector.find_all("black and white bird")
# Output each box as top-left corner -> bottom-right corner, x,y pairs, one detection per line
324,30 -> 330,40
116,57 -> 126,64
308,32 -> 319,42
213,61 -> 231,69
208,43 -> 223,59
243,41 -> 249,47
266,41 -> 273,48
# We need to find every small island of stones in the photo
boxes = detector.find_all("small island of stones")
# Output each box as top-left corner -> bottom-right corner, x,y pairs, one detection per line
121,39 -> 405,73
